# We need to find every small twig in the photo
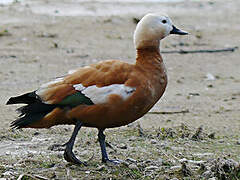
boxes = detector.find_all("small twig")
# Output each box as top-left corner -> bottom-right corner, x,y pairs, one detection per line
105,141 -> 114,149
17,174 -> 24,180
159,149 -> 179,161
191,126 -> 203,141
0,55 -> 17,58
31,175 -> 49,180
181,162 -> 192,176
133,17 -> 140,24
0,30 -> 11,37
161,47 -> 238,54
66,168 -> 72,180
137,123 -> 145,137
17,174 -> 48,180
148,109 -> 189,115
85,152 -> 95,163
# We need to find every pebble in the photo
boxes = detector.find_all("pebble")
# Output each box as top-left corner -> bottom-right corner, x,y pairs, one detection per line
33,132 -> 40,136
208,132 -> 215,139
179,158 -> 205,165
202,170 -> 213,179
144,159 -> 152,164
150,139 -> 158,144
5,151 -> 10,155
126,157 -> 137,163
218,139 -> 225,143
193,152 -> 214,157
208,177 -> 217,180
179,158 -> 188,163
145,165 -> 159,171
188,160 -> 205,164
171,146 -> 184,151
206,73 -> 216,81
128,136 -> 137,141
96,165 -> 105,171
159,142 -> 168,148
170,166 -> 181,170
157,158 -> 163,166
170,178 -> 179,180
225,158 -> 239,167
48,144 -> 64,151
79,150 -> 89,156
128,164 -> 138,170
2,171 -> 13,176
117,143 -> 127,149
236,139 -> 240,145
122,161 -> 130,166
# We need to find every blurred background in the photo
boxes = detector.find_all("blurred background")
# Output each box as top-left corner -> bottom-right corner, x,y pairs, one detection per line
1,0 -> 239,134
0,0 -> 239,179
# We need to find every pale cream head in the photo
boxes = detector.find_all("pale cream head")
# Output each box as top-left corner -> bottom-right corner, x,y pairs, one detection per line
134,13 -> 187,49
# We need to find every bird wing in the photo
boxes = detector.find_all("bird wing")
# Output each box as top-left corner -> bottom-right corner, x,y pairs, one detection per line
36,60 -> 135,107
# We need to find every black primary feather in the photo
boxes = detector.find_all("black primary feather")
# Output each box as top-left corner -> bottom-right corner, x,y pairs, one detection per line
7,91 -> 57,129
6,91 -> 41,105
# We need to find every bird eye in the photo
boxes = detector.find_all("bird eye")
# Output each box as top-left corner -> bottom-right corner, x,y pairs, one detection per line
162,20 -> 167,24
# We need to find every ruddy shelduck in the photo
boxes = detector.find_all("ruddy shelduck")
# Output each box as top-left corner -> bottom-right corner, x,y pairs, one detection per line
7,13 -> 188,165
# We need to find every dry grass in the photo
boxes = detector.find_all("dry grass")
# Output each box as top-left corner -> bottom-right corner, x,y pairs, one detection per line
0,124 -> 239,179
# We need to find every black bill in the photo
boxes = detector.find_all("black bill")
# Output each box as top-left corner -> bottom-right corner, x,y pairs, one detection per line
170,25 -> 188,35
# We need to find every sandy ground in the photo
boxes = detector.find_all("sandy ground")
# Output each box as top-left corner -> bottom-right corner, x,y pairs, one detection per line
0,0 -> 239,179
1,0 -> 239,134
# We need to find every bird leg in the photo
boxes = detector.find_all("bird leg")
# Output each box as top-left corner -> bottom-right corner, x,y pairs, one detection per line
63,120 -> 86,165
98,129 -> 122,164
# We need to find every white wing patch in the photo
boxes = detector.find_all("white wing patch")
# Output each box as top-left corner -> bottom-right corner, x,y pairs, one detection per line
74,84 -> 136,104
68,69 -> 77,74
73,84 -> 86,91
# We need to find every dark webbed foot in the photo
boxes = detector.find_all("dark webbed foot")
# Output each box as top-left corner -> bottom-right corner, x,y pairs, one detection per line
103,159 -> 123,165
63,120 -> 86,165
64,143 -> 87,165
98,129 -> 122,165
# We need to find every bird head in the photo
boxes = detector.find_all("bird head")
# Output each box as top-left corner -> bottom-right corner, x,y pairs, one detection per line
134,13 -> 188,49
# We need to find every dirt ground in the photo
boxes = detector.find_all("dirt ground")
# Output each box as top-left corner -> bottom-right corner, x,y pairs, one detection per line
0,0 -> 239,179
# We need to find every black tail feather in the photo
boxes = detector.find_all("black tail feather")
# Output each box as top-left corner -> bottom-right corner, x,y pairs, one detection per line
11,102 -> 58,129
11,113 -> 47,129
6,91 -> 40,105
7,91 -> 68,129
7,90 -> 59,129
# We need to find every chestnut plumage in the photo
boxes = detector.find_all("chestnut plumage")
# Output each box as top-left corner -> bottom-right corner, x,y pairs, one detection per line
7,13 -> 188,165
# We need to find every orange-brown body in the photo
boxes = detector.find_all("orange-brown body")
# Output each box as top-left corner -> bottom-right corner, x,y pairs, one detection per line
7,13 -> 188,165
29,48 -> 167,129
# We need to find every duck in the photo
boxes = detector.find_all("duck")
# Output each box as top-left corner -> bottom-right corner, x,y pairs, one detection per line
6,13 -> 188,165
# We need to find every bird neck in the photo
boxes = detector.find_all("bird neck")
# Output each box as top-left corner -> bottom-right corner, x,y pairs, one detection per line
135,45 -> 162,66
135,39 -> 160,50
